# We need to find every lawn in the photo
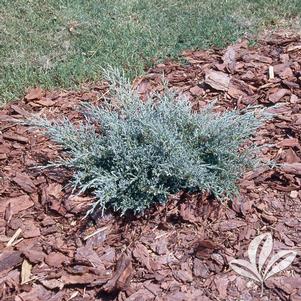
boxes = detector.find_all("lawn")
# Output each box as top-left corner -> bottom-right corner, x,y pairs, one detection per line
0,0 -> 300,104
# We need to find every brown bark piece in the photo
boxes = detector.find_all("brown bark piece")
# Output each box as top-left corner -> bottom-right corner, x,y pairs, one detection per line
205,70 -> 230,91
25,88 -> 43,101
102,253 -> 133,292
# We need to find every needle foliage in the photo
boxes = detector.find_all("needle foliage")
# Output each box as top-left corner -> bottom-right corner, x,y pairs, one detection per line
30,68 -> 271,216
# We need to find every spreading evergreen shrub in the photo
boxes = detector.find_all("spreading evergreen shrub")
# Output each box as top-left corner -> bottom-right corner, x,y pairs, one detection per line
30,68 -> 271,216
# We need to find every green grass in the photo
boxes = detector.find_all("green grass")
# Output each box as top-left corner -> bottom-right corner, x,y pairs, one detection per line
0,0 -> 300,104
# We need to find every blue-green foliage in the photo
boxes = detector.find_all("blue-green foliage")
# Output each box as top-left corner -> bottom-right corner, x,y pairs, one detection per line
31,68 -> 270,215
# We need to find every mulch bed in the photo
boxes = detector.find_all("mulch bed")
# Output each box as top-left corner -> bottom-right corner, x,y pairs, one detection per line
1,31 -> 301,301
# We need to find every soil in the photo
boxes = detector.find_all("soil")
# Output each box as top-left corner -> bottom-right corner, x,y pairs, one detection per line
0,30 -> 301,301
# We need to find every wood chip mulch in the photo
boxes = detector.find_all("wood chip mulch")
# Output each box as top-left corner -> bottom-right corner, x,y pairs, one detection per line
0,31 -> 301,301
